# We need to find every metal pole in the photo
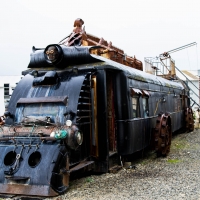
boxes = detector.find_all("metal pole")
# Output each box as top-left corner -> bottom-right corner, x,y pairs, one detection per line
167,42 -> 197,54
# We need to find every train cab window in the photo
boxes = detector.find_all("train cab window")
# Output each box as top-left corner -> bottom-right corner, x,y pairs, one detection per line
142,90 -> 150,118
132,97 -> 140,118
15,102 -> 66,124
130,88 -> 142,118
142,98 -> 149,118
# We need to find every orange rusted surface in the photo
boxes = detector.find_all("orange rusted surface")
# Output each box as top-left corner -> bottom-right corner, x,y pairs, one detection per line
0,184 -> 58,197
59,18 -> 143,71
154,113 -> 172,156
0,116 -> 5,125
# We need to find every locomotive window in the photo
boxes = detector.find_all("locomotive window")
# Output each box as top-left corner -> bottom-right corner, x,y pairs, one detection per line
23,103 -> 59,116
15,102 -> 66,124
141,90 -> 149,118
142,98 -> 149,118
132,97 -> 140,118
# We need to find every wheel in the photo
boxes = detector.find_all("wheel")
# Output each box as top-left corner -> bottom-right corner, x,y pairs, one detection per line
154,113 -> 172,156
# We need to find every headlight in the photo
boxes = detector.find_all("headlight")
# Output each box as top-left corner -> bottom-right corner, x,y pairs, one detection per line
75,131 -> 83,145
45,46 -> 59,62
65,125 -> 83,150
44,44 -> 63,64
66,120 -> 72,127
50,132 -> 55,137
50,125 -> 83,150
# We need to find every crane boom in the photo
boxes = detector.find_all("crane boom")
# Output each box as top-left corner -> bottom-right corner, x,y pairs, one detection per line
167,42 -> 197,54
160,42 -> 197,57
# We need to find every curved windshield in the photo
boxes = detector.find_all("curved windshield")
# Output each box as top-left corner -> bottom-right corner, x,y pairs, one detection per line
23,103 -> 59,116
15,102 -> 66,124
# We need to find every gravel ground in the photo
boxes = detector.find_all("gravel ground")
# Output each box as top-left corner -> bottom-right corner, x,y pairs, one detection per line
3,129 -> 200,200
46,128 -> 200,200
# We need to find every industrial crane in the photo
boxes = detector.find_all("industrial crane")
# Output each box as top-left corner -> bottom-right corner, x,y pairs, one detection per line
159,42 -> 197,79
144,42 -> 199,108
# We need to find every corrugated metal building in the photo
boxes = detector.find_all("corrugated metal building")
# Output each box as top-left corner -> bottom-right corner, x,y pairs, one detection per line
176,70 -> 200,108
0,76 -> 22,115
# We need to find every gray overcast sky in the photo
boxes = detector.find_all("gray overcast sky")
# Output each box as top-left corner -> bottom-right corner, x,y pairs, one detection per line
0,0 -> 200,75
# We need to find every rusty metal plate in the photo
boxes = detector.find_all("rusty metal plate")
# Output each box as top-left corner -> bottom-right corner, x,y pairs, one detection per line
0,184 -> 58,197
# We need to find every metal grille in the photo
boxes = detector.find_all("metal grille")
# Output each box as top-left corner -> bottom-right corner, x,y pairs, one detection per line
76,74 -> 92,125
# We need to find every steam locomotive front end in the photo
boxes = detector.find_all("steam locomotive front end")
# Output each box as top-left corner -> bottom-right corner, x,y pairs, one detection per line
0,125 -> 83,196
0,44 -> 99,197
0,85 -> 84,196
0,133 -> 70,196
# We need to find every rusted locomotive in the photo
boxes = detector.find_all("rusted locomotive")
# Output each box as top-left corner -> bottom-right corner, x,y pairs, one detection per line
0,19 -> 194,197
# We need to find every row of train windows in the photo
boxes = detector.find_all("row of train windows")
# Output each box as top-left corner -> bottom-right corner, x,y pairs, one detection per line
131,90 -> 182,118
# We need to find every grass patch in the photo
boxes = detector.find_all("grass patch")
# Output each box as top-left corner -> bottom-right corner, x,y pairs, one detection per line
167,159 -> 181,164
140,160 -> 148,165
171,140 -> 189,150
175,143 -> 186,149
85,177 -> 94,183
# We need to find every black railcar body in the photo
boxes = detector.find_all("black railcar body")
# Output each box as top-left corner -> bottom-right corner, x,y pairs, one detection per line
0,44 -> 193,197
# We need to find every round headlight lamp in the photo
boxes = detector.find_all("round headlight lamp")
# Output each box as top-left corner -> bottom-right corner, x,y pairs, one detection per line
44,44 -> 63,64
66,120 -> 72,127
64,125 -> 83,150
50,124 -> 83,149
50,131 -> 55,137
75,131 -> 83,145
